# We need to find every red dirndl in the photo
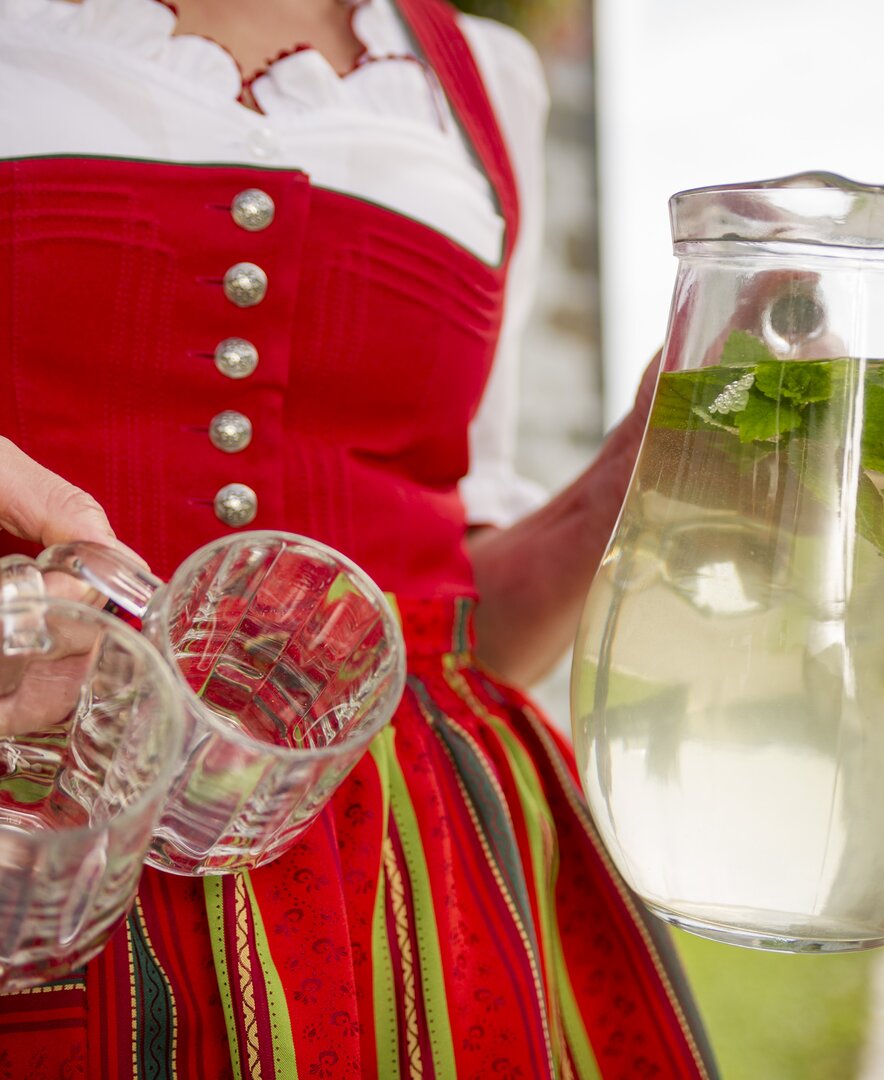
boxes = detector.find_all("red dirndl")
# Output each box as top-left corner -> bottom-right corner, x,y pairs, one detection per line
0,1 -> 718,1076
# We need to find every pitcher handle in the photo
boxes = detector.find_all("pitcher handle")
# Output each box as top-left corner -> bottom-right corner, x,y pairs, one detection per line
36,542 -> 163,621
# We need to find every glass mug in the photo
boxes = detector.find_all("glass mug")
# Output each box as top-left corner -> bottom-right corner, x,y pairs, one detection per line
0,559 -> 183,992
572,173 -> 884,953
36,531 -> 406,876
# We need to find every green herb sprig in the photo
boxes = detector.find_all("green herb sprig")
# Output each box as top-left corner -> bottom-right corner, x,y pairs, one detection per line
650,332 -> 884,553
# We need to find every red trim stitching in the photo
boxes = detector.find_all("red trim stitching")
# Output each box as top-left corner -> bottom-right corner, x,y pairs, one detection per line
242,0 -> 372,88
142,0 -> 378,113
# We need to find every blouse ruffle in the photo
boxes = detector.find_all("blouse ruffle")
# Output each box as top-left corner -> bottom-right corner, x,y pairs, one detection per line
1,0 -> 453,129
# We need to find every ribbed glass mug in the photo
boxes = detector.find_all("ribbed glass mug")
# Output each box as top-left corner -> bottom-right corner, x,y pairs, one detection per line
572,173 -> 884,952
37,531 -> 406,876
0,559 -> 183,991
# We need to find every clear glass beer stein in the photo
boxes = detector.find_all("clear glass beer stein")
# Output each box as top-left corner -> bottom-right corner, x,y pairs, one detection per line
37,531 -> 406,876
0,560 -> 183,991
572,173 -> 884,952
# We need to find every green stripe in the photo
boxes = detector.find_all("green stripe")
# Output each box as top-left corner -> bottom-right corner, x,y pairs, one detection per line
204,877 -> 244,1080
384,724 -> 458,1078
452,598 -> 471,653
241,873 -> 300,1079
202,875 -> 298,1079
484,714 -> 600,1078
414,675 -> 535,937
129,907 -> 174,1080
546,900 -> 601,1079
369,732 -> 400,1077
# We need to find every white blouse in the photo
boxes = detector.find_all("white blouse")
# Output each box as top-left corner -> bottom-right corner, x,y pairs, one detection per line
0,0 -> 549,525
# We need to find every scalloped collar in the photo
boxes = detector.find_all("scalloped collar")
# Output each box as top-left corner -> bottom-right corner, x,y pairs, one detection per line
3,0 -> 450,125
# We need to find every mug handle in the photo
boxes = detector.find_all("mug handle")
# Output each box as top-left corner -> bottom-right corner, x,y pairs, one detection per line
0,555 -> 51,656
36,542 -> 163,621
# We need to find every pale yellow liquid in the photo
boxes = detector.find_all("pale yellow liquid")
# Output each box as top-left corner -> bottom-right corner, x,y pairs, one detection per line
573,400 -> 884,950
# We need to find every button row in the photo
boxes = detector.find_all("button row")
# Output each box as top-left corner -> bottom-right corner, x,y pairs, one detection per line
211,188 -> 276,526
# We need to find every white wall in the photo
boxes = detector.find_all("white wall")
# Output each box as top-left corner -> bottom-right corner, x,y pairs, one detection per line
595,0 -> 884,426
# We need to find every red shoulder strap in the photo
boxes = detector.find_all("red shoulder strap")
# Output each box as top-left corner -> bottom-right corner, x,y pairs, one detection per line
393,0 -> 521,264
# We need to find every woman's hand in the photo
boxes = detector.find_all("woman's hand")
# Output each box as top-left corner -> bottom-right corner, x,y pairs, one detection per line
0,438 -> 124,734
468,355 -> 660,688
0,436 -> 117,549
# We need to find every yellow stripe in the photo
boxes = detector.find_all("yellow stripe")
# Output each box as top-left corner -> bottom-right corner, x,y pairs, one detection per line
369,732 -> 401,1077
384,724 -> 458,1077
482,717 -> 600,1076
440,661 -> 566,1076
204,877 -> 244,1080
127,919 -> 138,1079
232,875 -> 263,1080
14,982 -> 83,994
239,872 -> 300,1078
382,836 -> 424,1079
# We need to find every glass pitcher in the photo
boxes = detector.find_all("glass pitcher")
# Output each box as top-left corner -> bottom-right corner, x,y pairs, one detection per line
572,172 -> 884,953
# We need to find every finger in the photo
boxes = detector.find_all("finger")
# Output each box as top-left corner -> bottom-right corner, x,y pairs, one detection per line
0,609 -> 101,735
0,437 -> 116,548
0,652 -> 94,736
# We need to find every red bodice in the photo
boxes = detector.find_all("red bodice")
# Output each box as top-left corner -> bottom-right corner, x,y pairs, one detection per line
0,0 -> 519,597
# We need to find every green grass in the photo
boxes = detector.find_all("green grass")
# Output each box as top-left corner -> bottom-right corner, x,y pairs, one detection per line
674,929 -> 876,1080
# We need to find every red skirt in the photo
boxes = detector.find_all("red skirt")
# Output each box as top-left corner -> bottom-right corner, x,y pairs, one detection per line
0,599 -> 716,1079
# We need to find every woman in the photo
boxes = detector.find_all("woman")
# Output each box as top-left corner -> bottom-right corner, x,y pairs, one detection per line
0,1 -> 717,1076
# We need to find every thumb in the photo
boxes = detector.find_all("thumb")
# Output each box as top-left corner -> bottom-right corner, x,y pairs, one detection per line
0,437 -> 116,548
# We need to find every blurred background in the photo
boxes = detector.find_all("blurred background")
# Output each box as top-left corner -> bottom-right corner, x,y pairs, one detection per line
452,0 -> 884,1077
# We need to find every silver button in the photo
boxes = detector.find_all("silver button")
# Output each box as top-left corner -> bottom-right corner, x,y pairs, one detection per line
214,337 -> 259,380
231,189 -> 275,232
223,263 -> 267,307
209,411 -> 253,454
214,484 -> 258,527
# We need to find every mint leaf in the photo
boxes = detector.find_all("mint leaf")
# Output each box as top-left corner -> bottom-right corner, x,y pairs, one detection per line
651,357 -> 883,473
651,368 -> 738,431
754,360 -> 832,404
647,354 -> 884,554
789,436 -> 884,556
720,331 -> 775,368
863,376 -> 884,473
856,472 -> 884,555
734,388 -> 803,443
